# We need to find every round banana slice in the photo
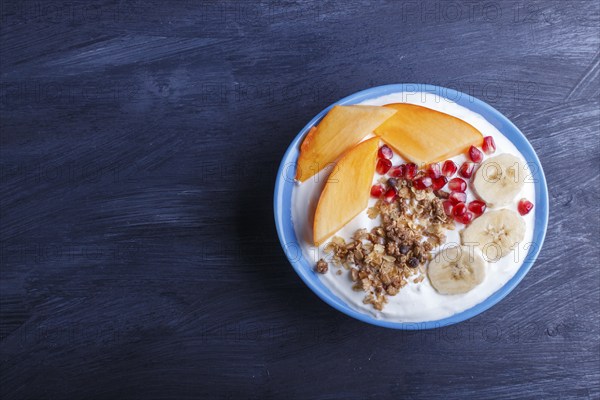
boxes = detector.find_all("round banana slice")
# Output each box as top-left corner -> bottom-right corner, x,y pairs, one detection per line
460,209 -> 525,261
428,246 -> 486,295
472,154 -> 526,207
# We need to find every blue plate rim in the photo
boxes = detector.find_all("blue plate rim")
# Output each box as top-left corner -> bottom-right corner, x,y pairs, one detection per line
273,83 -> 549,330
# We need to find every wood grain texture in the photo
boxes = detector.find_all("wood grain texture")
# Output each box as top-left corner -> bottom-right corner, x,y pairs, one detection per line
1,0 -> 599,399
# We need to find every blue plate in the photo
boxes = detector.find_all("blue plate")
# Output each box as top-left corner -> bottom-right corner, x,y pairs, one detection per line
273,84 -> 548,329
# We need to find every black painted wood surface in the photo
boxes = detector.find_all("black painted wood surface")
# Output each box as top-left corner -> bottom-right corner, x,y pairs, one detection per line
1,1 -> 599,399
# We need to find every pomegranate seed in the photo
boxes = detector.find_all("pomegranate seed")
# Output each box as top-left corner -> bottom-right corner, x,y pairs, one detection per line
370,184 -> 385,198
468,200 -> 487,216
443,201 -> 454,216
427,163 -> 441,179
518,198 -> 534,215
469,146 -> 483,163
459,162 -> 475,179
389,165 -> 405,178
405,163 -> 418,179
448,177 -> 467,192
449,191 -> 467,204
412,176 -> 432,190
378,145 -> 393,160
383,187 -> 397,203
376,158 -> 392,175
442,160 -> 457,177
435,190 -> 450,199
482,136 -> 496,155
453,202 -> 467,217
455,211 -> 474,225
431,176 -> 448,190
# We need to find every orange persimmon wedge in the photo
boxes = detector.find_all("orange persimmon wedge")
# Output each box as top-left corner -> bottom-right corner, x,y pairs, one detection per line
313,137 -> 379,246
374,103 -> 483,166
296,105 -> 397,182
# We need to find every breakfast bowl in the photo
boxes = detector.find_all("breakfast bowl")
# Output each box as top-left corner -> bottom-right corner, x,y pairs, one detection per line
274,84 -> 548,329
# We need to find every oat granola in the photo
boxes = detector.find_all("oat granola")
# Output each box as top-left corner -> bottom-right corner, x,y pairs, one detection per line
318,177 -> 454,310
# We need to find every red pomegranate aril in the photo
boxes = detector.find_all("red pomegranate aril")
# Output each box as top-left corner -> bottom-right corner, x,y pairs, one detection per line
453,202 -> 467,217
442,160 -> 457,177
469,146 -> 484,163
427,163 -> 442,179
388,164 -> 405,178
378,145 -> 393,160
468,200 -> 487,216
448,177 -> 467,192
482,136 -> 496,155
459,162 -> 475,179
376,158 -> 392,175
435,190 -> 450,199
431,176 -> 448,190
449,191 -> 467,204
443,201 -> 455,216
370,184 -> 385,198
455,211 -> 474,225
518,198 -> 534,215
412,176 -> 432,190
383,187 -> 397,203
405,163 -> 418,179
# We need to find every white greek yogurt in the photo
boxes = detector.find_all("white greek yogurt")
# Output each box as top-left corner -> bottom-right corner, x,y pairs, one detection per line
292,92 -> 536,322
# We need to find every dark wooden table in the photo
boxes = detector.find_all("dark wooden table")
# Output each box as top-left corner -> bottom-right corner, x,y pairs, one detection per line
1,1 -> 599,399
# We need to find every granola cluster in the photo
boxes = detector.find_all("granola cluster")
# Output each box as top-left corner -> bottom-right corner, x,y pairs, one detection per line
316,177 -> 454,310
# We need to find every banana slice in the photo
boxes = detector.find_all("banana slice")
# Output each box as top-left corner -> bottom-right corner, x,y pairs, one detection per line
461,209 -> 525,261
428,246 -> 486,295
472,154 -> 526,207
